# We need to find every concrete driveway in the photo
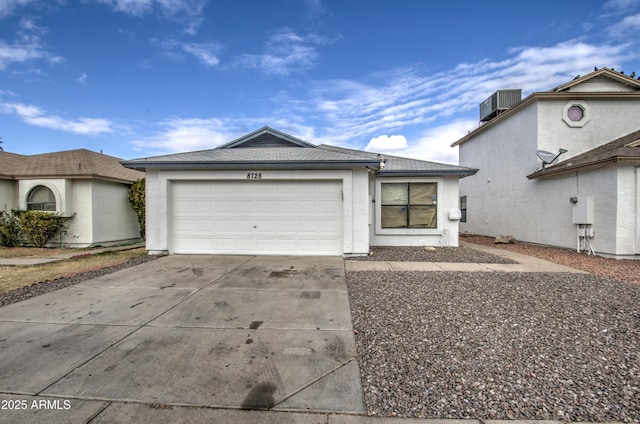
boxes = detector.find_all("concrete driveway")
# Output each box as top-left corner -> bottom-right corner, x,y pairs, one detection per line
0,255 -> 364,422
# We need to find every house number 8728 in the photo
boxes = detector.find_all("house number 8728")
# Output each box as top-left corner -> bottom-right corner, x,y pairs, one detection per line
247,172 -> 262,179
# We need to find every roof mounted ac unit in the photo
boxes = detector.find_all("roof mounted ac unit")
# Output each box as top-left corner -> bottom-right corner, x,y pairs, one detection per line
480,89 -> 522,122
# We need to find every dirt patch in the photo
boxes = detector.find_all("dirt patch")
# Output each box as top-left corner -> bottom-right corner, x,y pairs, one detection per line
0,247 -> 66,259
0,248 -> 148,294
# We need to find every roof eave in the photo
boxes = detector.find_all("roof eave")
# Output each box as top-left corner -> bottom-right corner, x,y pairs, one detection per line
527,156 -> 640,179
122,160 -> 381,171
376,168 -> 478,177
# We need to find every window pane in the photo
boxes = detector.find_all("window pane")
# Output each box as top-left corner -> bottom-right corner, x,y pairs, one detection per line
409,205 -> 437,228
27,186 -> 56,212
29,186 -> 55,203
381,205 -> 407,228
381,183 -> 408,205
410,183 -> 436,204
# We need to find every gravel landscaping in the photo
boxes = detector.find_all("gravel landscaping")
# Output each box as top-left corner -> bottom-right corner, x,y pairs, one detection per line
464,234 -> 640,285
346,271 -> 640,422
350,245 -> 517,264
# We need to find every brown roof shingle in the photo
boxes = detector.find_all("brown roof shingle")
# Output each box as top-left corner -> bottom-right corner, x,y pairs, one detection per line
0,149 -> 143,183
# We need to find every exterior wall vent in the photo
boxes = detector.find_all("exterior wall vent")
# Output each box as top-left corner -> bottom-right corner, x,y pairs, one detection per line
479,89 -> 522,122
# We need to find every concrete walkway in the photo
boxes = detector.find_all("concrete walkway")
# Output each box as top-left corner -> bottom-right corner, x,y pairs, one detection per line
345,241 -> 586,274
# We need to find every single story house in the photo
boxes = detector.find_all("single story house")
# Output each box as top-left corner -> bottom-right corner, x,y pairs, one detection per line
123,126 -> 477,256
0,149 -> 144,247
452,67 -> 640,258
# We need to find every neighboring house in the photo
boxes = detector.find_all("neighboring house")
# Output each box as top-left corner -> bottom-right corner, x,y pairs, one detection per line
0,149 -> 144,247
452,68 -> 640,258
123,126 -> 477,256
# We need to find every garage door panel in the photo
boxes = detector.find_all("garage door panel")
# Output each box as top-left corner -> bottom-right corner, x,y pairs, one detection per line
171,180 -> 342,255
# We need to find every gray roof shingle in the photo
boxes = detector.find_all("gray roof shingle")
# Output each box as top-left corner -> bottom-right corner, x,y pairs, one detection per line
318,145 -> 478,176
123,127 -> 477,177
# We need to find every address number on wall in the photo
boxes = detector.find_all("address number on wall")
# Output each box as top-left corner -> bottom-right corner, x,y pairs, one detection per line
247,172 -> 262,179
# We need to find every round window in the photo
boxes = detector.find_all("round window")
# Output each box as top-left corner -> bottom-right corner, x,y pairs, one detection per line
567,105 -> 584,122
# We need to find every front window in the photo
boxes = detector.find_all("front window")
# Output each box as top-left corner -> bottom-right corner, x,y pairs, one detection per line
381,183 -> 437,228
27,186 -> 56,211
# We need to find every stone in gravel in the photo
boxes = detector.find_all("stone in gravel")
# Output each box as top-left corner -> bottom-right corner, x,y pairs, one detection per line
495,234 -> 516,244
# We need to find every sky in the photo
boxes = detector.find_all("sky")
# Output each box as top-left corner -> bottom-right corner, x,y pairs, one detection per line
0,0 -> 639,164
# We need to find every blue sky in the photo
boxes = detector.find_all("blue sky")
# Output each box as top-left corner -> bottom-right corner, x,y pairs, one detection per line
1,0 -> 639,163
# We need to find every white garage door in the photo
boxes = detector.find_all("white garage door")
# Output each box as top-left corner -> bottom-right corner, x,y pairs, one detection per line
170,180 -> 343,255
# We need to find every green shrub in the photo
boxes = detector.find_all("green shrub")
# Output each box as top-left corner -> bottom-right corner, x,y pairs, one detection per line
0,210 -> 22,247
16,210 -> 66,248
128,178 -> 145,239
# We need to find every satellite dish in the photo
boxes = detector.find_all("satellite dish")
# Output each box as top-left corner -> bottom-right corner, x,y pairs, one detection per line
537,150 -> 559,164
536,148 -> 568,169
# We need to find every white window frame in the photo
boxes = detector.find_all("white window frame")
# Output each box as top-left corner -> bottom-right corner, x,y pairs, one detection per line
562,100 -> 590,128
26,185 -> 57,212
374,177 -> 443,235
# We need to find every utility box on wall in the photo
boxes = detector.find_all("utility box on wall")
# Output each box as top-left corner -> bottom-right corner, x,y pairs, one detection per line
572,195 -> 594,224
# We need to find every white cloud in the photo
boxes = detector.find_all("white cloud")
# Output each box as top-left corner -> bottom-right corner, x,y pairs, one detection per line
300,39 -> 629,149
604,0 -> 640,10
76,72 -> 88,84
179,41 -> 221,66
130,117 -> 239,154
365,134 -> 407,152
0,101 -> 115,135
95,0 -> 206,34
130,116 -> 319,156
0,0 -> 37,18
152,38 -> 222,67
235,29 -> 339,75
609,12 -> 640,35
359,121 -> 474,165
0,17 -> 63,71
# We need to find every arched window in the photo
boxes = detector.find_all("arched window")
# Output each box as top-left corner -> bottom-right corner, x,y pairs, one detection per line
27,186 -> 56,211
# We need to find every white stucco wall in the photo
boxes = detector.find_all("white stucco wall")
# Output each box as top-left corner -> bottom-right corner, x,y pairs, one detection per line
616,165 -> 639,256
18,179 -> 71,215
370,175 -> 462,247
459,101 -> 539,238
91,180 -> 141,245
459,96 -> 639,256
537,98 -> 640,157
0,180 -> 17,211
145,169 -> 370,255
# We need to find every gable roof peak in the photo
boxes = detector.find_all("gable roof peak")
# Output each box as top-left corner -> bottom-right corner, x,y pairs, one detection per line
216,126 -> 317,149
551,67 -> 640,92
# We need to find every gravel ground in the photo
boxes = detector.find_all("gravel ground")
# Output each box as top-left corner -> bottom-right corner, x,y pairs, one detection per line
346,271 -> 640,422
0,254 -> 158,307
464,235 -> 640,285
350,246 -> 517,264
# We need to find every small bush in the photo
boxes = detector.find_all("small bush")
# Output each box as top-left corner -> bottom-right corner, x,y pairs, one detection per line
0,211 -> 22,247
15,210 -> 67,248
128,178 -> 145,239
